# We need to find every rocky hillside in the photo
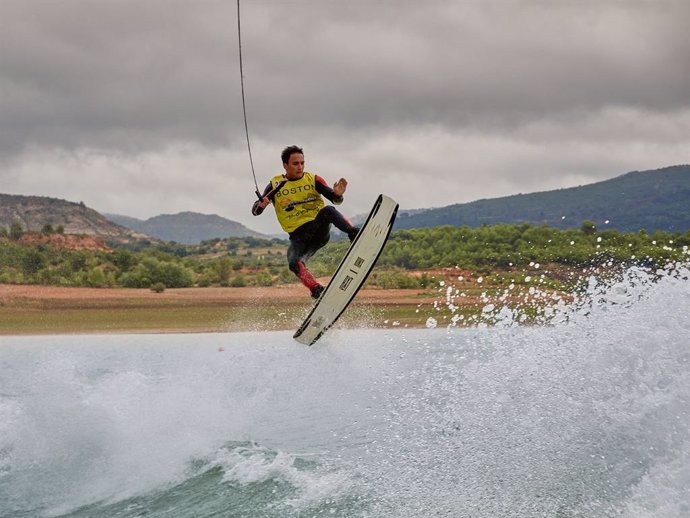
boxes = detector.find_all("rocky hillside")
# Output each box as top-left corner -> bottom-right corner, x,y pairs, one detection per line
106,211 -> 268,244
17,232 -> 113,252
0,194 -> 146,242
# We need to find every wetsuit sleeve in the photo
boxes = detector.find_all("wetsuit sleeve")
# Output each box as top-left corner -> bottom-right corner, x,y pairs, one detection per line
251,183 -> 274,215
314,175 -> 343,205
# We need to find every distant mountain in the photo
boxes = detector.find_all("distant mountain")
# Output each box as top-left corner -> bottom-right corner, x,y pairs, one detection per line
106,211 -> 268,244
0,194 -> 145,242
395,165 -> 690,233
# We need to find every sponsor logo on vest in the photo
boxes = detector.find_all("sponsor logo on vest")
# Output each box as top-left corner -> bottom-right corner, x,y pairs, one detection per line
275,184 -> 313,198
281,196 -> 318,213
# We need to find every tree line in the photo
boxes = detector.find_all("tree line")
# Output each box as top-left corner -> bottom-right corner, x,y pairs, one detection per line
1,221 -> 688,290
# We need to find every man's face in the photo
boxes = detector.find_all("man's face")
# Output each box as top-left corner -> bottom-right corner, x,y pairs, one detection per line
283,153 -> 305,179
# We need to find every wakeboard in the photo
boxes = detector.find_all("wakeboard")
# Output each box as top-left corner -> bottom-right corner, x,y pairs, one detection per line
293,194 -> 399,346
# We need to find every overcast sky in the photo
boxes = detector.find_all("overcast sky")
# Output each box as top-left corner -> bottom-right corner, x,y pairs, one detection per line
1,0 -> 689,234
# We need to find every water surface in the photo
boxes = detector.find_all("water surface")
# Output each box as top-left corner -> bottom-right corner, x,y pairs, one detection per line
1,267 -> 689,517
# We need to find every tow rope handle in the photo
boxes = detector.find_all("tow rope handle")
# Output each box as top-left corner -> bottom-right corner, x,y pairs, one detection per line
255,179 -> 287,204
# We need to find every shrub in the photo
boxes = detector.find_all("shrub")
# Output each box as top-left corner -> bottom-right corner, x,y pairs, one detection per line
214,257 -> 233,284
253,271 -> 274,287
86,267 -> 107,288
229,274 -> 246,287
278,268 -> 294,284
369,270 -> 421,289
111,250 -> 136,271
21,249 -> 45,275
9,221 -> 23,240
119,267 -> 151,288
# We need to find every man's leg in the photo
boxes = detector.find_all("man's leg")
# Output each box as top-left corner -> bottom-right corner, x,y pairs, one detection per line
314,206 -> 359,241
287,238 -> 324,298
287,208 -> 358,299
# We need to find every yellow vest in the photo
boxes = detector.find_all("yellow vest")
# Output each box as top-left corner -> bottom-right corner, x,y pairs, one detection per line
270,172 -> 325,233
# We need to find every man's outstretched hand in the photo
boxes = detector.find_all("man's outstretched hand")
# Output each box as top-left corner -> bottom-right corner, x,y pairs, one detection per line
333,178 -> 348,197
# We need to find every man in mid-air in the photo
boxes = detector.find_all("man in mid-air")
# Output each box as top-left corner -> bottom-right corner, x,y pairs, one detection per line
251,145 -> 359,299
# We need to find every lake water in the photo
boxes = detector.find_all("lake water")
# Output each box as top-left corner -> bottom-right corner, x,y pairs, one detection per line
1,266 -> 689,517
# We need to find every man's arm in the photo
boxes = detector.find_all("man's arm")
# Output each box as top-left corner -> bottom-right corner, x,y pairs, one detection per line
315,175 -> 347,205
251,183 -> 273,215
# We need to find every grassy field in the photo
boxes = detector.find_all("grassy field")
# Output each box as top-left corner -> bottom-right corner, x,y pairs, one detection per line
0,306 -> 298,334
0,302 -> 442,335
0,265 -> 577,336
0,284 -> 446,335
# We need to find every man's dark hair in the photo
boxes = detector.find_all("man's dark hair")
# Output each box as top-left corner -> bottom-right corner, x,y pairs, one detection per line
281,145 -> 303,164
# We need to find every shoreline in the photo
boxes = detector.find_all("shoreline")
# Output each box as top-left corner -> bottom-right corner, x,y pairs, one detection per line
1,283 -> 441,336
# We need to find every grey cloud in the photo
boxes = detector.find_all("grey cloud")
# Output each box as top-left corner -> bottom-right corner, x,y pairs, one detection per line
2,0 -> 689,160
0,0 -> 241,155
2,0 -> 689,233
241,0 -> 690,130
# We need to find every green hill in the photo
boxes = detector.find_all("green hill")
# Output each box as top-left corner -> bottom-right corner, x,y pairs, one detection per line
105,211 -> 268,244
395,165 -> 690,232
